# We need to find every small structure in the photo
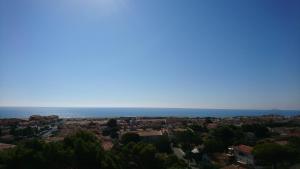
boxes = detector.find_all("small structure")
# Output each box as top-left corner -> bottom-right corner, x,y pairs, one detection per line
233,145 -> 254,165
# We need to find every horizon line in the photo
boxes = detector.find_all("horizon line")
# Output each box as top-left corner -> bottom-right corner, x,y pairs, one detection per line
0,105 -> 299,111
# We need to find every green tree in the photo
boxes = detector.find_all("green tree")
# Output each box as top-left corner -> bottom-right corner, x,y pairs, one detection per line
0,130 -> 187,169
107,119 -> 117,128
0,131 -> 106,169
206,125 -> 244,152
203,138 -> 224,153
121,132 -> 141,145
104,119 -> 119,139
253,143 -> 292,169
189,124 -> 207,133
155,135 -> 172,153
242,124 -> 270,139
287,137 -> 300,163
63,131 -> 104,169
174,129 -> 202,150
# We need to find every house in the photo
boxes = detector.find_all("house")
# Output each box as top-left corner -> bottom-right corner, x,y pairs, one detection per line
233,145 -> 254,165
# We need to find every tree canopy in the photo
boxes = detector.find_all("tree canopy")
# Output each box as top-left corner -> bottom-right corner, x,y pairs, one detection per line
253,142 -> 299,169
204,125 -> 244,153
120,132 -> 141,145
103,119 -> 119,139
0,130 -> 187,169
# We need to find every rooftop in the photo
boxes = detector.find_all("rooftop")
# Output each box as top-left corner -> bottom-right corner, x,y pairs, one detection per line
235,145 -> 253,154
136,130 -> 163,137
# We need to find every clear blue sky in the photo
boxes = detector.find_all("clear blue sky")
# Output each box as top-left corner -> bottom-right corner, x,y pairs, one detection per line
0,0 -> 300,109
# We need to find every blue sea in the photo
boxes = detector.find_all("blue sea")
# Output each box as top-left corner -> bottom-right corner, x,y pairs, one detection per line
0,107 -> 299,119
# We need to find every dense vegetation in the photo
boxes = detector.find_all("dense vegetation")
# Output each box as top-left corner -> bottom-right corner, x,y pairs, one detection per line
1,121 -> 300,169
0,131 -> 187,169
172,128 -> 203,151
204,125 -> 244,153
102,119 -> 119,139
203,124 -> 271,153
253,137 -> 300,169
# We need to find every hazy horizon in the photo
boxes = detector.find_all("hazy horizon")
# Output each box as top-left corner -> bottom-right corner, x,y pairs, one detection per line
0,105 -> 299,112
1,0 -> 300,110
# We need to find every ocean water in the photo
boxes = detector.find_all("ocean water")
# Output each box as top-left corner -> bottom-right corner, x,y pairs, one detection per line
0,107 -> 299,119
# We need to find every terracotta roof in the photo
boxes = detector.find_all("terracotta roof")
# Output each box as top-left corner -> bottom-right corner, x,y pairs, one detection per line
137,130 -> 162,137
102,141 -> 113,151
235,145 -> 253,154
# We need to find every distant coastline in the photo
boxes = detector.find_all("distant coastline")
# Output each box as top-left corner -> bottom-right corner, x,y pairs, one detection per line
0,106 -> 299,119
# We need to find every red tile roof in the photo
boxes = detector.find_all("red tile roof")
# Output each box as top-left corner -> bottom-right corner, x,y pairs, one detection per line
235,145 -> 253,154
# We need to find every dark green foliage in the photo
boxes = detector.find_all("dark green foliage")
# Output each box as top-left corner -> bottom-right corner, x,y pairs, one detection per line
0,131 -> 105,169
189,124 -> 208,133
205,117 -> 213,124
253,142 -> 299,169
203,139 -> 225,153
266,121 -> 300,128
287,137 -> 300,162
120,132 -> 141,144
154,135 -> 172,153
102,128 -> 110,136
204,125 -> 244,153
107,119 -> 117,128
160,154 -> 187,169
103,119 -> 119,138
102,151 -> 122,169
241,124 -> 270,138
10,126 -> 37,138
64,131 -> 104,169
211,126 -> 243,145
253,143 -> 285,165
114,142 -> 187,169
199,161 -> 220,169
0,130 -> 187,169
174,129 -> 202,150
203,124 -> 271,153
